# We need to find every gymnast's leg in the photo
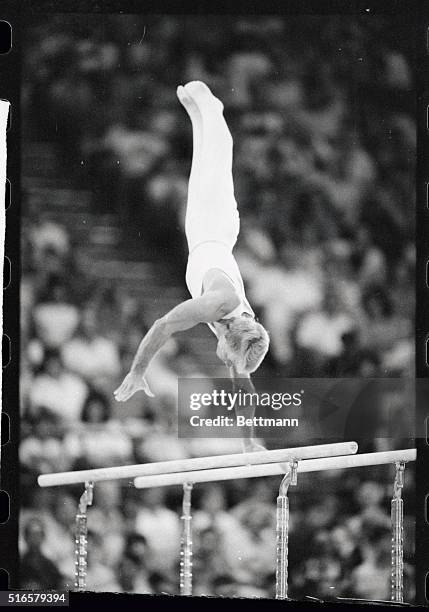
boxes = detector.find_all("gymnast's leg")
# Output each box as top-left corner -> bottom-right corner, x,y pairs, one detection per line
177,84 -> 203,220
177,81 -> 239,253
178,82 -> 265,452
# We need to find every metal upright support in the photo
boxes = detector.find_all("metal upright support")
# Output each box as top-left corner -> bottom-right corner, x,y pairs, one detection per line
74,481 -> 94,591
276,460 -> 298,600
391,461 -> 405,603
179,482 -> 193,596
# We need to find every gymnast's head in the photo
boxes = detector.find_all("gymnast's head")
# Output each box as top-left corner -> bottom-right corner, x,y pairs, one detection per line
216,314 -> 270,374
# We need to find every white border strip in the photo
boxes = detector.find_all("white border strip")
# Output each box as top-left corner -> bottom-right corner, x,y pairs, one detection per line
0,101 -> 9,469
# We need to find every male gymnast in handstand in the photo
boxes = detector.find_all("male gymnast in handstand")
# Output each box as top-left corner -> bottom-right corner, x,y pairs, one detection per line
114,81 -> 270,451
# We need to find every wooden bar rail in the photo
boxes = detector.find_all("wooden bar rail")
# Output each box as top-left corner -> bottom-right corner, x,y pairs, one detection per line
38,441 -> 358,487
134,449 -> 416,489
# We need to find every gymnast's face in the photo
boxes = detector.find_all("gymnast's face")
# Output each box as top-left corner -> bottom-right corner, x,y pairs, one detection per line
216,315 -> 251,372
216,314 -> 269,374
215,320 -> 235,367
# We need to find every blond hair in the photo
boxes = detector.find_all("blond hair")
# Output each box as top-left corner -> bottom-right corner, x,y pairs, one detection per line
224,317 -> 270,374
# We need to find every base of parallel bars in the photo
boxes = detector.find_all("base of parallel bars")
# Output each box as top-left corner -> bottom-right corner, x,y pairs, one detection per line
275,461 -> 298,600
74,482 -> 94,592
179,482 -> 193,596
391,461 -> 405,604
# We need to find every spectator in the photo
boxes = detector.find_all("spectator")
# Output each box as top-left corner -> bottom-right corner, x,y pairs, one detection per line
361,285 -> 410,358
61,306 -> 121,389
20,411 -> 70,475
81,389 -> 112,423
63,392 -> 133,467
86,530 -> 121,592
350,524 -> 391,600
20,518 -> 64,590
27,351 -> 88,425
32,279 -> 79,349
135,488 -> 181,574
117,554 -> 152,594
28,218 -> 70,262
295,285 -> 355,372
327,329 -> 382,377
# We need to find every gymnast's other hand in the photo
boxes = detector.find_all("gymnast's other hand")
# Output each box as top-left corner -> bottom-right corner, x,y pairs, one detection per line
114,370 -> 154,402
242,439 -> 267,453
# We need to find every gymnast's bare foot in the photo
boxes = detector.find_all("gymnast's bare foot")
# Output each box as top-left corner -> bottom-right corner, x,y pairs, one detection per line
177,84 -> 204,126
180,80 -> 224,113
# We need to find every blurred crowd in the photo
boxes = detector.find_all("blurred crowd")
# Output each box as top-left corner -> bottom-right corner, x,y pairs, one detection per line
23,14 -> 415,377
21,15 -> 415,599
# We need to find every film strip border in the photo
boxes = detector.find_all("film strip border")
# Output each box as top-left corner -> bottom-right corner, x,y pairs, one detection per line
0,0 -> 426,605
416,7 -> 429,606
0,2 -> 17,592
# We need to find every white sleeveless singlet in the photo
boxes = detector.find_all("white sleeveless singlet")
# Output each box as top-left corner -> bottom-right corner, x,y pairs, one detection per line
185,241 -> 254,336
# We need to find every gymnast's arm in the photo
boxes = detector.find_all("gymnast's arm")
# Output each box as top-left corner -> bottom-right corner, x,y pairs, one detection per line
114,290 -> 239,401
229,365 -> 266,452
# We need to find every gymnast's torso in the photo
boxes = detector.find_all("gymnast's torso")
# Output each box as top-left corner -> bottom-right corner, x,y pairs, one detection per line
185,240 -> 254,336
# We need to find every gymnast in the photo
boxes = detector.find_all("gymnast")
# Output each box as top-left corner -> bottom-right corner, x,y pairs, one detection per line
114,81 -> 270,451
